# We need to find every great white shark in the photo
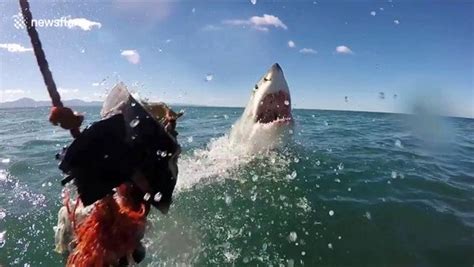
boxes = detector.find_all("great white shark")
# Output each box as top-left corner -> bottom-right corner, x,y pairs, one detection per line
230,63 -> 293,151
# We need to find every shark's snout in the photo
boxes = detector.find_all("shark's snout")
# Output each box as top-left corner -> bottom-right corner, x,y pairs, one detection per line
271,63 -> 282,72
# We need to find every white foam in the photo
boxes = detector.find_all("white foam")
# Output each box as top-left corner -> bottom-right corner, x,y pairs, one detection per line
176,134 -> 255,191
177,118 -> 291,192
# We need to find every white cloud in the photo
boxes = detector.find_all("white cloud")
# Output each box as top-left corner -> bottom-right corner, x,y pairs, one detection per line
288,40 -> 296,48
202,24 -> 221,31
66,18 -> 102,31
2,89 -> 25,95
0,89 -> 27,101
370,11 -> 376,16
121,50 -> 140,64
223,14 -> 287,32
93,92 -> 106,99
394,19 -> 400,25
0,43 -> 32,53
335,45 -> 354,55
299,48 -> 317,54
57,88 -> 79,94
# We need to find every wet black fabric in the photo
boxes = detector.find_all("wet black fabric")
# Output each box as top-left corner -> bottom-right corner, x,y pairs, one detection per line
58,95 -> 179,211
58,114 -> 136,206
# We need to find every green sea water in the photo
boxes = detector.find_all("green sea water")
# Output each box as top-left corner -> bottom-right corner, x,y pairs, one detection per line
0,106 -> 473,266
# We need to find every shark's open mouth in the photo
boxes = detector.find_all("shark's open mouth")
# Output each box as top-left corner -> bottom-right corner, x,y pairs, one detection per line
255,91 -> 292,124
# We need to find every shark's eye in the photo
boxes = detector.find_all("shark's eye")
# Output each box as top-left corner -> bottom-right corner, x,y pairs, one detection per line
264,77 -> 270,81
254,84 -> 258,90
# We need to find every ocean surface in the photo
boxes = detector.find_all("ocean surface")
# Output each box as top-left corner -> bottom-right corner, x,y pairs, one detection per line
0,106 -> 473,266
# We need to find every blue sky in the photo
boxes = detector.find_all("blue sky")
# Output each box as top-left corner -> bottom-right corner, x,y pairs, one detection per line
0,0 -> 472,117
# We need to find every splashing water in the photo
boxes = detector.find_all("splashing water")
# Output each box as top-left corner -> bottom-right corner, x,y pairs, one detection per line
176,132 -> 291,191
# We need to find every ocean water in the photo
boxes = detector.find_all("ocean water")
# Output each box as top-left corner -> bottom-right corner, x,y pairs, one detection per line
0,106 -> 473,266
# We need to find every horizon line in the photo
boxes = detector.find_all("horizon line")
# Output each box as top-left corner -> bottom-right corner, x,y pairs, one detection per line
1,97 -> 472,119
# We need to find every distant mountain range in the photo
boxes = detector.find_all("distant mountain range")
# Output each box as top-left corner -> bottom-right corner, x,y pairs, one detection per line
0,98 -> 102,108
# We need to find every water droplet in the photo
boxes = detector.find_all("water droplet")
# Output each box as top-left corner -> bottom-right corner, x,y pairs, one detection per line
47,182 -> 52,187
391,171 -> 397,179
316,160 -> 320,166
288,231 -> 297,242
225,195 -> 232,205
284,100 -> 290,106
250,0 -> 257,5
329,210 -> 335,216
347,187 -> 352,192
287,170 -> 297,180
294,157 -> 300,163
338,236 -> 342,240
364,211 -> 372,220
104,154 -> 109,159
324,121 -> 329,126
0,210 -> 6,220
0,230 -> 6,248
289,129 -> 294,135
223,114 -> 229,120
131,102 -> 136,107
301,251 -> 306,256
205,73 -> 213,82
328,243 -> 333,249
338,163 -> 344,170
161,151 -> 167,157
187,136 -> 194,143
129,119 -> 140,128
252,175 -> 259,182
262,243 -> 267,251
251,193 -> 257,202
395,139 -> 403,148
1,158 -> 10,164
334,178 -> 341,183
394,19 -> 400,24
153,192 -> 162,202
143,193 -> 151,201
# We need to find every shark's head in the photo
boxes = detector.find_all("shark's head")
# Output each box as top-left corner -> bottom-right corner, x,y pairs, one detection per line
230,63 -> 293,151
247,63 -> 292,125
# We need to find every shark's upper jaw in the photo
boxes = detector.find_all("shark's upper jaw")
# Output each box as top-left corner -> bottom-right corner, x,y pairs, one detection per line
252,63 -> 292,125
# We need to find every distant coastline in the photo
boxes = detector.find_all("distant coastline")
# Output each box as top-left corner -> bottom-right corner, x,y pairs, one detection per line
0,98 -> 102,108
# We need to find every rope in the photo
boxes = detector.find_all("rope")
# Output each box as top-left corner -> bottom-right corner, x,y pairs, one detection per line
19,0 -> 82,138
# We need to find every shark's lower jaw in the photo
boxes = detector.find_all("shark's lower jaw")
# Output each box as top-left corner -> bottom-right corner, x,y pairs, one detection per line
255,91 -> 292,125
